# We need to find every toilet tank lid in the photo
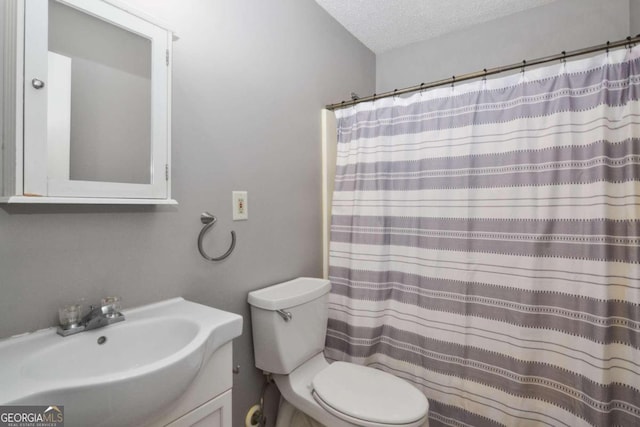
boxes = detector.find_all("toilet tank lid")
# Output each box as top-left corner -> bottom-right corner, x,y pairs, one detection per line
248,277 -> 331,310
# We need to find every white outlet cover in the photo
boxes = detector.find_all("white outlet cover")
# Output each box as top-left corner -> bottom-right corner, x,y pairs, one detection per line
232,191 -> 248,220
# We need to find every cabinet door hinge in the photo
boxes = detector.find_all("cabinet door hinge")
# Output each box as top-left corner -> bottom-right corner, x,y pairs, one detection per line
166,49 -> 169,66
165,164 -> 169,181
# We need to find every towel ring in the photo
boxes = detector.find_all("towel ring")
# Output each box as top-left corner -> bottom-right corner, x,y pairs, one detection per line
197,212 -> 236,261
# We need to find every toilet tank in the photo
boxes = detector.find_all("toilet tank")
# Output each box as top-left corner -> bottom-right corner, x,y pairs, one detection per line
248,278 -> 331,374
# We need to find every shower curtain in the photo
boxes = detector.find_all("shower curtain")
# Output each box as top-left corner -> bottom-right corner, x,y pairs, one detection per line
325,46 -> 640,427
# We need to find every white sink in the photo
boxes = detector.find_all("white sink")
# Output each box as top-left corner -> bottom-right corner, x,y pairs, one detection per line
0,298 -> 242,427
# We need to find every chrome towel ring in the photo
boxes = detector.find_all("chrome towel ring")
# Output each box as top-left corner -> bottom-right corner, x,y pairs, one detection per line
197,212 -> 236,261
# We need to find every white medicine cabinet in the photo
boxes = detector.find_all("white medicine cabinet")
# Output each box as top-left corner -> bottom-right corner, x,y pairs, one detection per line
1,0 -> 177,204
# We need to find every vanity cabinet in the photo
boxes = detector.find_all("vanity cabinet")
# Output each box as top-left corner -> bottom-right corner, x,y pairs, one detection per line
143,342 -> 234,427
1,0 -> 177,204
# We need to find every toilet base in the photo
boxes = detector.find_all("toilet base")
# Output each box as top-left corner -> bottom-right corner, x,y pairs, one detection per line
272,353 -> 429,427
275,398 -> 325,427
273,353 -> 357,427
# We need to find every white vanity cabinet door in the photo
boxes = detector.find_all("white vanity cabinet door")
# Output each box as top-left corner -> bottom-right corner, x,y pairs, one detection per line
20,0 -> 172,201
165,390 -> 232,427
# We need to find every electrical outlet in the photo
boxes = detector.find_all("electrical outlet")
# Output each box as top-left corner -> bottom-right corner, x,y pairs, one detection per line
232,191 -> 248,220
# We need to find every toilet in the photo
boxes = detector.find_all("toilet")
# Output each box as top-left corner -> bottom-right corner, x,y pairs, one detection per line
248,277 -> 429,427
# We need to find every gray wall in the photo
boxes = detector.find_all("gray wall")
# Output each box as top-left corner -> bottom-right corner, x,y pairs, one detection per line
376,0 -> 631,92
0,3 -> 4,193
0,0 -> 374,425
632,0 -> 640,34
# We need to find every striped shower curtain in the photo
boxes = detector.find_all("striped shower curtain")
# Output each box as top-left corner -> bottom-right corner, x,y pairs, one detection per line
325,46 -> 640,427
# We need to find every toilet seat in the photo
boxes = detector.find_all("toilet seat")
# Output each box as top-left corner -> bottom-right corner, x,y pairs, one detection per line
311,362 -> 428,427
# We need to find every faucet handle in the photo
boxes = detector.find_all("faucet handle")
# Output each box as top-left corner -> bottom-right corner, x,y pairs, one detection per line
101,296 -> 122,318
58,304 -> 83,328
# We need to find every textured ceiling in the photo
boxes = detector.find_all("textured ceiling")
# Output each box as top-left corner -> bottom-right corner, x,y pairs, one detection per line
314,0 -> 558,53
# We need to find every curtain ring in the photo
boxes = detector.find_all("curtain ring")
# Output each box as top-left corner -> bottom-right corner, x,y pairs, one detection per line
393,88 -> 398,100
451,75 -> 456,89
521,60 -> 526,75
482,68 -> 488,82
606,40 -> 610,56
560,51 -> 567,65
419,82 -> 425,97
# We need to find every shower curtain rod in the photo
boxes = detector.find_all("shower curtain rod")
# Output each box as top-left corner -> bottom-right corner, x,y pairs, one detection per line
326,35 -> 640,111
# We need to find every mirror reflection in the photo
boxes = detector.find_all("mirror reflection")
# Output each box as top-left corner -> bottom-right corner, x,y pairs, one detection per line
47,0 -> 152,185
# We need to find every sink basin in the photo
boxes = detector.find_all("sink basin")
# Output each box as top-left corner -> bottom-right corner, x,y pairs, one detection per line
0,298 -> 242,427
21,317 -> 200,381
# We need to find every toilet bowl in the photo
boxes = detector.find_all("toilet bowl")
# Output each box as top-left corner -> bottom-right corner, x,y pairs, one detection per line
248,278 -> 429,427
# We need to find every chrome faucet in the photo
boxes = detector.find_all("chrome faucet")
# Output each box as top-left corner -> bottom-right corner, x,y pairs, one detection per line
57,297 -> 125,337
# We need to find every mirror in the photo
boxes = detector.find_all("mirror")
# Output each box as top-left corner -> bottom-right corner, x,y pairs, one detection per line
47,0 -> 152,185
